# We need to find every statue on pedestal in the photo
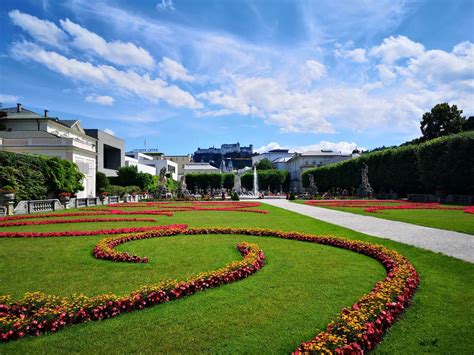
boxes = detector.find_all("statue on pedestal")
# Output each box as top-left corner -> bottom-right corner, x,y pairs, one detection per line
357,163 -> 374,198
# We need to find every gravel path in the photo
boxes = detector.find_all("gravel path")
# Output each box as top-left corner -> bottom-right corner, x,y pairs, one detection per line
261,199 -> 474,263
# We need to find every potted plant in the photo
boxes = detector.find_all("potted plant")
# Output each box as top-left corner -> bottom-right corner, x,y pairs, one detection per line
58,192 -> 72,203
0,185 -> 16,201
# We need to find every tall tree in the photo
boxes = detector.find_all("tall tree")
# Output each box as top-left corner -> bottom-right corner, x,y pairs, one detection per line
420,103 -> 465,140
255,158 -> 275,170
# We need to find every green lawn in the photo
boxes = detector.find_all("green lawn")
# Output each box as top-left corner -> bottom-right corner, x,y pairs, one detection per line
294,200 -> 474,235
1,204 -> 473,353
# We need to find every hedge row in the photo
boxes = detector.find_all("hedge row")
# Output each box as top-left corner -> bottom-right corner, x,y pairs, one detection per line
241,170 -> 289,192
302,131 -> 474,195
0,151 -> 84,201
184,173 -> 234,192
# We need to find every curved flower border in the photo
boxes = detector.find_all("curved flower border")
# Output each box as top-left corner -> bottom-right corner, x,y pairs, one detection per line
1,227 -> 419,353
0,224 -> 187,238
0,217 -> 158,228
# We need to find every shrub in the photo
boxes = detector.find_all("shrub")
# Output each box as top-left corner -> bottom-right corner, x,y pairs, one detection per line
0,151 -> 84,201
241,170 -> 289,192
185,173 -> 223,191
302,131 -> 474,195
222,173 -> 235,190
231,191 -> 240,201
96,172 -> 110,194
289,192 -> 296,200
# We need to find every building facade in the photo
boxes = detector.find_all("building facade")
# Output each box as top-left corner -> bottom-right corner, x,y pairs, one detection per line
0,104 -> 96,198
183,162 -> 220,175
84,129 -> 124,177
193,142 -> 254,169
125,151 -> 178,180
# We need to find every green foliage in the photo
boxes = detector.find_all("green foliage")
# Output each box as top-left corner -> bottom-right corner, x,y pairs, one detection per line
0,151 -> 84,201
464,116 -> 474,131
96,172 -> 110,194
416,132 -> 474,194
222,173 -> 235,190
107,185 -> 127,197
256,158 -> 275,170
137,172 -> 158,192
115,166 -> 139,186
303,131 -> 474,195
420,103 -> 465,140
289,192 -> 296,200
184,173 -> 224,191
231,191 -> 240,201
241,170 -> 289,192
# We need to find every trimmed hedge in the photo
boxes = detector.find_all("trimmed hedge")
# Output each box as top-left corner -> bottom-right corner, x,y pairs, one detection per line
184,173 -> 235,192
0,151 -> 84,201
303,131 -> 474,195
241,170 -> 289,192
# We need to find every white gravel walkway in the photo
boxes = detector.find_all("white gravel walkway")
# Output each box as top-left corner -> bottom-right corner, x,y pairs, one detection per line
260,199 -> 474,263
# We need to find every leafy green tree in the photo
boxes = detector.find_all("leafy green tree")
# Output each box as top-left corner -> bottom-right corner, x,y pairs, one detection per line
96,172 -> 110,194
464,116 -> 474,132
115,166 -> 139,186
420,103 -> 465,140
136,172 -> 158,192
256,158 -> 275,170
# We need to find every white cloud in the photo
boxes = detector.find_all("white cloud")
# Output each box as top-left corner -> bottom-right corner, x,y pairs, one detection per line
60,18 -> 154,69
8,9 -> 67,49
376,64 -> 397,82
159,57 -> 195,82
0,94 -> 20,103
345,48 -> 367,63
10,41 -> 201,109
369,35 -> 424,64
104,128 -> 115,135
255,141 -> 359,154
156,0 -> 175,11
304,60 -> 326,81
85,94 -> 115,106
335,44 -> 367,63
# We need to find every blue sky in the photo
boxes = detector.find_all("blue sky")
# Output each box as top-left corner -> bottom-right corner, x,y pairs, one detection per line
0,0 -> 473,154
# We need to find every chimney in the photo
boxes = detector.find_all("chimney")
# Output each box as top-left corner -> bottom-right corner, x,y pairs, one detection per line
44,110 -> 49,118
16,103 -> 22,113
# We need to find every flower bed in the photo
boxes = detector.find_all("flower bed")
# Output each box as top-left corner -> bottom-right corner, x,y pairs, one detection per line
0,227 -> 419,354
0,224 -> 187,238
304,199 -> 472,214
0,217 -> 157,228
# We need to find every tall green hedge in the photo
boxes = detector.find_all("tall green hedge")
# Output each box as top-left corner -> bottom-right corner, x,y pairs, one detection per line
241,170 -> 289,192
302,131 -> 474,195
184,173 -> 235,192
0,151 -> 84,201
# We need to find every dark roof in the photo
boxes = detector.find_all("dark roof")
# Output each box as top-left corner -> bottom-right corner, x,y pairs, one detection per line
0,130 -> 59,139
58,120 -> 79,128
0,107 -> 43,119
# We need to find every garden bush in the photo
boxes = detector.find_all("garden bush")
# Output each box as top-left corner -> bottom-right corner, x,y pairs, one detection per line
241,170 -> 289,192
0,151 -> 84,201
184,173 -> 234,192
303,131 -> 474,195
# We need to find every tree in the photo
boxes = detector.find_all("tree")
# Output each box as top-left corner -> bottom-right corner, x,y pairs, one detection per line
420,103 -> 465,140
464,116 -> 474,132
136,172 -> 158,192
256,158 -> 275,170
115,166 -> 139,187
96,172 -> 110,193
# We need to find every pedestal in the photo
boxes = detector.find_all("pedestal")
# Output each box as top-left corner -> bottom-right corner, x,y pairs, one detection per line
7,201 -> 14,216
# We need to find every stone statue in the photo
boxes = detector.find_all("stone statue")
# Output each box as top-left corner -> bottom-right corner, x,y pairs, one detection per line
308,174 -> 318,197
357,163 -> 374,198
159,167 -> 167,184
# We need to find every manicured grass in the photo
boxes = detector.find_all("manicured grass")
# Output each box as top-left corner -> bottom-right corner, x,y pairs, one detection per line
1,204 -> 473,353
294,200 -> 474,235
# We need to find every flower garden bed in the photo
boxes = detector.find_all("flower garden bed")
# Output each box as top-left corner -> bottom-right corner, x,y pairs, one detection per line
0,226 -> 419,353
304,199 -> 473,214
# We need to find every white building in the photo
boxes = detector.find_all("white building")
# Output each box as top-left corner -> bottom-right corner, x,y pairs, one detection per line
125,151 -> 178,180
0,104 -> 96,198
184,162 -> 220,175
252,148 -> 359,191
252,149 -> 294,166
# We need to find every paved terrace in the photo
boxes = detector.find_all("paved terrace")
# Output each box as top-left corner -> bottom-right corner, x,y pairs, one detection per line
260,199 -> 474,263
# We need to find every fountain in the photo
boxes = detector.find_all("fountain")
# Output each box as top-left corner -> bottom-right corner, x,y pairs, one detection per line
253,165 -> 259,196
